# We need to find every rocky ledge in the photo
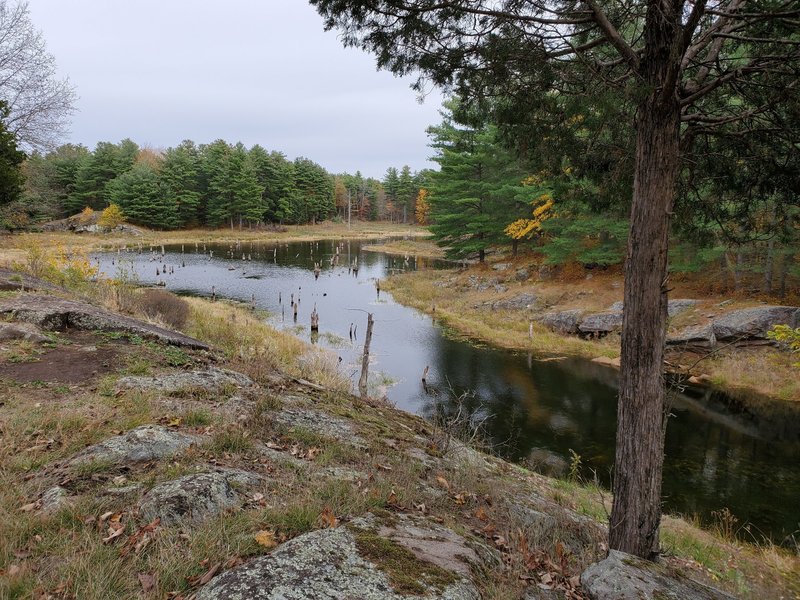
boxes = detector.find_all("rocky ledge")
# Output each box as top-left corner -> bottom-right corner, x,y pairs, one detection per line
0,293 -> 209,349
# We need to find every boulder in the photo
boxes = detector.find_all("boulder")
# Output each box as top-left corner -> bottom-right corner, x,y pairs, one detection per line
581,550 -> 735,600
491,292 -> 538,311
711,305 -> 799,342
0,322 -> 50,343
538,310 -> 583,335
515,268 -> 531,282
69,425 -> 202,467
608,299 -> 698,317
666,323 -> 715,349
116,368 -> 253,395
0,294 -> 209,349
196,514 -> 482,599
578,311 -> 623,336
668,305 -> 800,349
273,408 -> 366,447
139,468 -> 263,525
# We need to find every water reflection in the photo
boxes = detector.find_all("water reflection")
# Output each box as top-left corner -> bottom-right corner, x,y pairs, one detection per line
95,239 -> 800,542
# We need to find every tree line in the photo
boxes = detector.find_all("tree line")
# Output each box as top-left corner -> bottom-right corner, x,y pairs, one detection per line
14,139 -> 426,230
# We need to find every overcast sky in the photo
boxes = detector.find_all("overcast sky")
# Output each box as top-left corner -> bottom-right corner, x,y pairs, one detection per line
27,0 -> 445,178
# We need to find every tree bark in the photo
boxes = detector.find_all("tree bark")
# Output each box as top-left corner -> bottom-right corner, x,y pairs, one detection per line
610,41 -> 680,557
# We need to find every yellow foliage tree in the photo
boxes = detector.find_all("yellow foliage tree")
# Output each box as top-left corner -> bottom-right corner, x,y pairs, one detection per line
98,203 -> 125,230
77,206 -> 95,224
415,188 -> 430,225
504,193 -> 555,240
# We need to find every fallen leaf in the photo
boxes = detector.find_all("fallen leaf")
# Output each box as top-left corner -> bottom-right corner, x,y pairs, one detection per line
254,530 -> 277,549
475,506 -> 489,522
435,475 -> 450,490
20,501 -> 39,512
99,511 -> 114,522
8,564 -> 21,577
102,522 -> 125,544
319,506 -> 338,528
387,490 -> 398,505
138,572 -> 157,594
250,492 -> 265,502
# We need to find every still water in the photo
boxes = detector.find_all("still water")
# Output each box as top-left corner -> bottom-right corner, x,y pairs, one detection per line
96,238 -> 800,543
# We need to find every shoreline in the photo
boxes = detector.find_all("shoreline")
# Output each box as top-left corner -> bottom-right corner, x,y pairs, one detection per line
380,263 -> 799,406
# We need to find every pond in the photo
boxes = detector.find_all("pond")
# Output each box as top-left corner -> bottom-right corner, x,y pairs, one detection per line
95,238 -> 800,544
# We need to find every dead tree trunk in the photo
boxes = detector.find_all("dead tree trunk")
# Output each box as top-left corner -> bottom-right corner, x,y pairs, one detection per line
358,313 -> 374,399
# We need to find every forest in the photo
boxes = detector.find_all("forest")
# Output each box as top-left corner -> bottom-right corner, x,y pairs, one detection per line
8,138 -> 426,231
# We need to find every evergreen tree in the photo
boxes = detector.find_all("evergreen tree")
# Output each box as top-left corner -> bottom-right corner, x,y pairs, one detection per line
293,157 -> 333,224
106,163 -> 178,229
201,139 -> 233,227
229,142 -> 265,227
397,165 -> 416,223
161,140 -> 202,227
428,108 -> 527,262
66,139 -> 139,212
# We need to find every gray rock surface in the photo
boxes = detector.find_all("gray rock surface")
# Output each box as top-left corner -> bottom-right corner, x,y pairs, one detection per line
0,294 -> 209,349
668,305 -> 799,348
515,268 -> 531,282
116,368 -> 253,394
40,486 -> 70,513
667,323 -> 715,349
139,468 -> 263,525
608,299 -> 698,317
197,515 -> 481,600
69,425 -> 202,467
273,408 -> 366,447
0,322 -> 51,343
581,550 -> 735,600
578,311 -> 623,336
0,268 -> 62,292
491,292 -> 538,311
711,305 -> 799,342
538,310 -> 583,334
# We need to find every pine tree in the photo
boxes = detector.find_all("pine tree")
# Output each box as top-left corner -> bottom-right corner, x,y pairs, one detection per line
106,163 -> 178,229
161,140 -> 201,227
428,108 -> 527,262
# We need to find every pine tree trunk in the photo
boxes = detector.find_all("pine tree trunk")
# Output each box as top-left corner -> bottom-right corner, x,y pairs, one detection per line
610,81 -> 680,558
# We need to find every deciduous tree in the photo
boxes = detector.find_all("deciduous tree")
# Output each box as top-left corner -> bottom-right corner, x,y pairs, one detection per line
0,1 -> 76,151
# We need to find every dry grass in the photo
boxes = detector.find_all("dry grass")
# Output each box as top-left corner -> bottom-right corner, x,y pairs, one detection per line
699,348 -> 800,402
382,268 -> 619,360
362,237 -> 445,260
183,297 -> 350,393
